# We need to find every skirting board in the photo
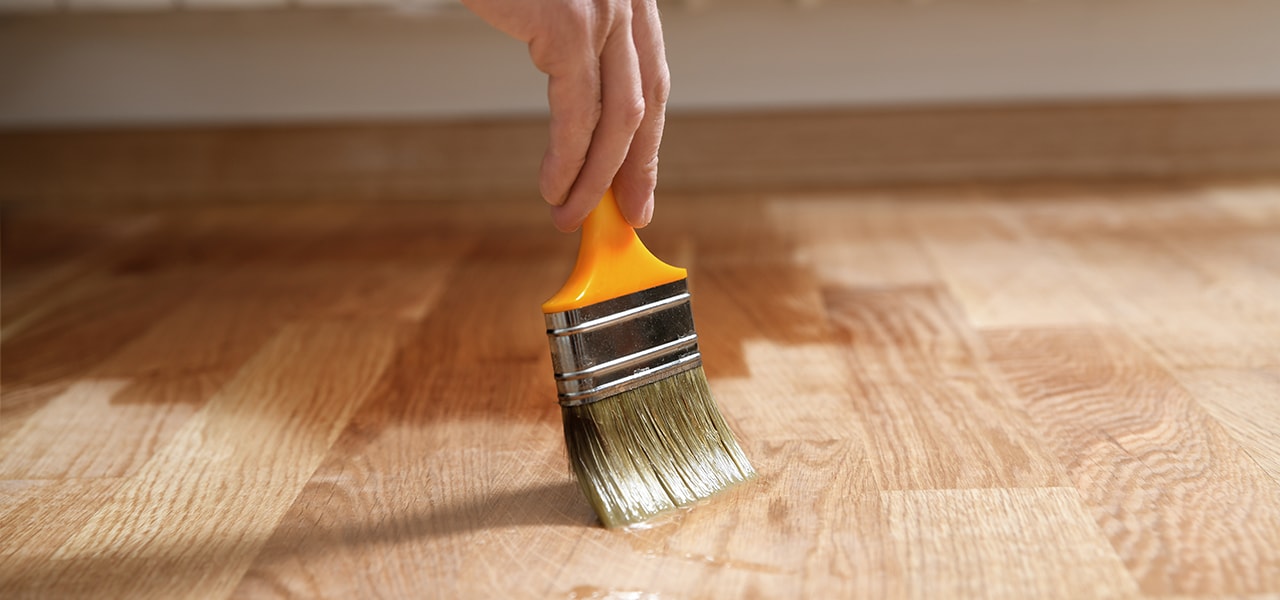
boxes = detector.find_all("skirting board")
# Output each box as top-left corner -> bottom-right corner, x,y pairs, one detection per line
3,98 -> 1280,205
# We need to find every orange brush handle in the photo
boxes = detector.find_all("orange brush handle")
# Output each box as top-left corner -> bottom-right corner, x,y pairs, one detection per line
542,190 -> 686,314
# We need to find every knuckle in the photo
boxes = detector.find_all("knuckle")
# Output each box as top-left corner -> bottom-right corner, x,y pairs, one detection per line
639,154 -> 660,176
618,157 -> 659,190
627,159 -> 659,187
618,97 -> 646,129
646,71 -> 671,107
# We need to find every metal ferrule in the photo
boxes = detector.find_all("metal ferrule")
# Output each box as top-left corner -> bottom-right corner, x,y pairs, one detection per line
545,279 -> 702,406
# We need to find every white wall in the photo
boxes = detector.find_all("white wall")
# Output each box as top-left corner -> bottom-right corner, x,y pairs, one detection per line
3,0 -> 1280,127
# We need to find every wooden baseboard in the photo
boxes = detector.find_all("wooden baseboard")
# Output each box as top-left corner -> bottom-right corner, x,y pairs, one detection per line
4,98 -> 1280,205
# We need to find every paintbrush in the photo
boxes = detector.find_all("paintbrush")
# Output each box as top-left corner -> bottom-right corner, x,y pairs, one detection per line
543,189 -> 755,528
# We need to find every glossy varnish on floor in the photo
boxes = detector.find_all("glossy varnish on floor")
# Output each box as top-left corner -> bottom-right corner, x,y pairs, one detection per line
2,180 -> 1279,598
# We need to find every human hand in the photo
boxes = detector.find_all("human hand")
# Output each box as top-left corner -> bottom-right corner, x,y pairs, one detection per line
462,0 -> 669,232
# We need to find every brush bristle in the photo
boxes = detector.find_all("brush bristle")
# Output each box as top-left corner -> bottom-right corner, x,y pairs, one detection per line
561,366 -> 755,527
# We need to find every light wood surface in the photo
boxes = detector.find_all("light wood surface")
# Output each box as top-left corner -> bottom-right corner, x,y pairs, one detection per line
3,179 -> 1280,598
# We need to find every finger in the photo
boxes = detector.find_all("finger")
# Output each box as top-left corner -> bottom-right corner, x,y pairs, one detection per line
551,16 -> 646,232
539,59 -> 602,208
612,0 -> 668,228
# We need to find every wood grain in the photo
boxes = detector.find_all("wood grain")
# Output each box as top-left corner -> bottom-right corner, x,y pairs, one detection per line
984,328 -> 1280,595
908,200 -> 1109,328
0,480 -> 129,600
1175,368 -> 1280,482
768,195 -> 938,289
5,321 -> 402,598
3,176 -> 1280,598
882,487 -> 1139,599
824,286 -> 1065,490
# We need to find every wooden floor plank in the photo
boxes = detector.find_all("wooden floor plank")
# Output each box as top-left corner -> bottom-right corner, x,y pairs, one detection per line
236,447 -> 584,600
768,194 -> 940,289
0,379 -> 161,479
824,286 -> 1066,490
2,261 -> 102,343
984,328 -> 1280,595
1175,367 -> 1280,483
911,201 -> 1110,328
0,270 -> 200,438
0,270 -> 200,387
1017,195 -> 1280,370
709,342 -> 871,444
1077,234 -> 1274,369
0,206 -> 160,338
824,286 -> 986,381
694,262 -> 833,379
11,320 -> 402,599
882,487 -> 1140,599
0,479 -> 127,596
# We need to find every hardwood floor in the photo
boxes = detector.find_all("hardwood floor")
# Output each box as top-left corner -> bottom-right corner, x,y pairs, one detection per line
2,179 -> 1279,598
